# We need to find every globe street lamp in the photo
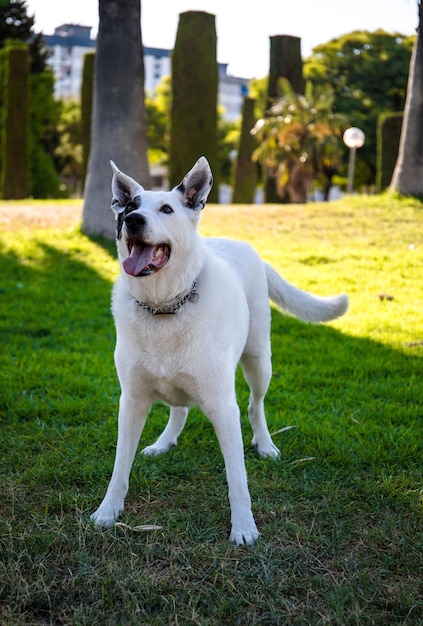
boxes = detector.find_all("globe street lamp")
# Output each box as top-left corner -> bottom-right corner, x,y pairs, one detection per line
343,127 -> 365,194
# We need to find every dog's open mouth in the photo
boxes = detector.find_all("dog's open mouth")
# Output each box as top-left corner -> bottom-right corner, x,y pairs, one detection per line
123,238 -> 170,277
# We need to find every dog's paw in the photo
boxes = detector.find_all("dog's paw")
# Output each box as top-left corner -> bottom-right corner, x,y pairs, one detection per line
252,438 -> 280,459
142,442 -> 175,457
90,504 -> 122,528
229,526 -> 260,546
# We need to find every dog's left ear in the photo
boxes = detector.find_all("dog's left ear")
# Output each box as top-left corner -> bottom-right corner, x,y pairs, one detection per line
175,156 -> 213,210
110,161 -> 143,215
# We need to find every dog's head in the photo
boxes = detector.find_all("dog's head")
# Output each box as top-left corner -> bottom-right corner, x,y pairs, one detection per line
110,157 -> 213,278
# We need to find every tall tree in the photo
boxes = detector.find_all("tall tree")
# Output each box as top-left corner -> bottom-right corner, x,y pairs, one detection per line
169,11 -> 218,202
390,2 -> 423,196
0,0 -> 48,71
265,35 -> 304,202
82,0 -> 150,239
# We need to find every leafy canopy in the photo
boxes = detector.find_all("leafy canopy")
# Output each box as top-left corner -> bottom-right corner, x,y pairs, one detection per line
252,79 -> 348,202
304,30 -> 414,182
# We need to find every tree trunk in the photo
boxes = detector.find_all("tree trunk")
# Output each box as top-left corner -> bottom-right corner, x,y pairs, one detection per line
232,97 -> 257,203
169,11 -> 218,202
390,2 -> 423,197
82,0 -> 150,239
285,161 -> 308,203
265,35 -> 304,203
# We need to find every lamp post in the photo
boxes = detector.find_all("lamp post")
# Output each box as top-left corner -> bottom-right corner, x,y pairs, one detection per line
343,127 -> 365,194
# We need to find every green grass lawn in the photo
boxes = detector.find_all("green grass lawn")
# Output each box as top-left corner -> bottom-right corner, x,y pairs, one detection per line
0,194 -> 422,625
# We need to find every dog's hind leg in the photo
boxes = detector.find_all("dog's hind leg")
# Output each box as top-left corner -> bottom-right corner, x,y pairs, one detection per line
241,352 -> 280,459
142,406 -> 189,457
241,290 -> 280,459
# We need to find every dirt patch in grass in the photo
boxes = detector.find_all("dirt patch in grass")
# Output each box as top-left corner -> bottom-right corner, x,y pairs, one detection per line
0,202 -> 83,231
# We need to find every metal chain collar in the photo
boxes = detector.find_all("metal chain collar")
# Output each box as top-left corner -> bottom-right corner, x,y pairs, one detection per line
133,278 -> 199,315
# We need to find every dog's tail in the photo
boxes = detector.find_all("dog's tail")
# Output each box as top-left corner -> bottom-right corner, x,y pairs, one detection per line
264,263 -> 349,323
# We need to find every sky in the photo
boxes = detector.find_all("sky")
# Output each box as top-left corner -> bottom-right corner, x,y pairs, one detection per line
26,0 -> 418,79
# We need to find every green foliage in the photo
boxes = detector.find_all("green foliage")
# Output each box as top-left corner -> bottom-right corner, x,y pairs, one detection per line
253,79 -> 349,202
217,111 -> 239,185
55,100 -> 83,196
145,74 -> 171,163
169,11 -> 218,200
232,97 -> 257,203
304,30 -> 414,185
80,51 -> 94,190
0,195 -> 422,623
1,44 -> 29,199
249,75 -> 268,118
29,69 -> 61,197
377,112 -> 403,190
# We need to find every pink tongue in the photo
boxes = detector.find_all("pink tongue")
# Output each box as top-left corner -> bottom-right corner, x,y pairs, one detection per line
123,244 -> 155,276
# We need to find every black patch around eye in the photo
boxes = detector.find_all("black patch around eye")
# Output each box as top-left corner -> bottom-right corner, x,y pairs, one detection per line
125,195 -> 141,212
116,196 -> 142,239
117,212 -> 125,239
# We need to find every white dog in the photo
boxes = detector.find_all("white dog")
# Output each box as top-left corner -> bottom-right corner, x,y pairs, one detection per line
91,157 -> 348,545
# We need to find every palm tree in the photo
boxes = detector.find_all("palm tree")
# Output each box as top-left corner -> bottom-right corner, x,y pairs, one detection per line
390,1 -> 423,197
252,80 -> 348,202
82,0 -> 150,239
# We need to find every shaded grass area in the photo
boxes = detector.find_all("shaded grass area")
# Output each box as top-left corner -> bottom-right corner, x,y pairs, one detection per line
0,196 -> 422,624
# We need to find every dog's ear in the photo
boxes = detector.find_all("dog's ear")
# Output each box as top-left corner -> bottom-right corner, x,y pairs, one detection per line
110,161 -> 143,215
175,156 -> 213,210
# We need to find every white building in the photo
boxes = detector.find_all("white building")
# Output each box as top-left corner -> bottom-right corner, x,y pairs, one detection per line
44,24 -> 95,100
43,24 -> 250,121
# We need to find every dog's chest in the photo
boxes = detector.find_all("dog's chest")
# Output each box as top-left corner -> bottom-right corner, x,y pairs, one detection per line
151,377 -> 196,407
118,322 -> 203,406
133,361 -> 199,407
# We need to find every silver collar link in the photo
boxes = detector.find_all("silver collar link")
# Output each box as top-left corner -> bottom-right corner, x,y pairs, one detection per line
133,278 -> 199,315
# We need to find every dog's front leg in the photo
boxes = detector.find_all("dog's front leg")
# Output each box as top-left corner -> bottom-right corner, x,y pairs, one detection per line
91,393 -> 149,527
206,399 -> 259,546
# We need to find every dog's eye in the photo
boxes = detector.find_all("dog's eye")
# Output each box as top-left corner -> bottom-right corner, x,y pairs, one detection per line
160,204 -> 174,214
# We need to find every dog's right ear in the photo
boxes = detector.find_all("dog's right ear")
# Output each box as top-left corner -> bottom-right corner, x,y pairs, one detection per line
110,161 -> 144,216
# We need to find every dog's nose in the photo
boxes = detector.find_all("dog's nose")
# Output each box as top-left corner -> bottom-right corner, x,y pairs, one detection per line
124,212 -> 146,232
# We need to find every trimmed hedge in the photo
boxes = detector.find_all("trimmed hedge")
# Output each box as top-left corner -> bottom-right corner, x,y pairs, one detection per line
81,51 -> 94,192
169,11 -> 218,201
377,112 -> 403,190
1,44 -> 29,199
232,97 -> 257,203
